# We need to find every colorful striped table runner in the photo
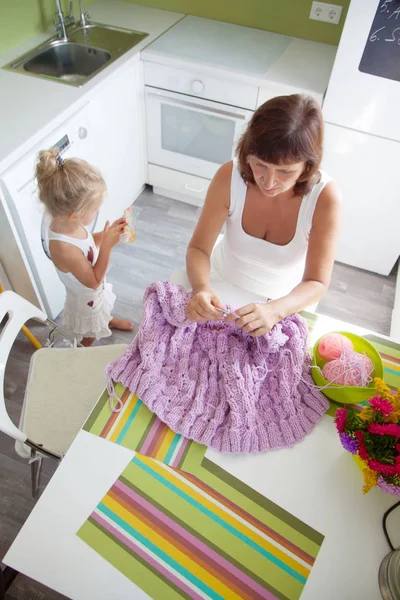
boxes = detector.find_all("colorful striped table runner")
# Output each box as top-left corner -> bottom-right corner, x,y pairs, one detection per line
77,453 -> 324,600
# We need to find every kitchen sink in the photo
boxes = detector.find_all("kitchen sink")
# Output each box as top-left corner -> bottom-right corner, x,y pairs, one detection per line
24,43 -> 111,84
4,23 -> 148,87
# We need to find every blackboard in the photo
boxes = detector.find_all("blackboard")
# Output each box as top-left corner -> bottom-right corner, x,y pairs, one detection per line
359,0 -> 400,82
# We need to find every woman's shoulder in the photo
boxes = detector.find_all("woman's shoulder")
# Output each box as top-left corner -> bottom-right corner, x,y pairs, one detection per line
317,170 -> 341,202
213,160 -> 233,186
212,159 -> 248,195
207,161 -> 234,205
309,170 -> 340,207
313,174 -> 342,223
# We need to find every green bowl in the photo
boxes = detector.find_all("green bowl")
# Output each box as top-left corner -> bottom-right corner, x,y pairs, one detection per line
311,331 -> 383,404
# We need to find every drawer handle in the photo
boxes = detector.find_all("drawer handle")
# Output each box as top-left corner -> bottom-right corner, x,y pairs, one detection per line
147,91 -> 247,120
191,79 -> 204,94
184,184 -> 205,193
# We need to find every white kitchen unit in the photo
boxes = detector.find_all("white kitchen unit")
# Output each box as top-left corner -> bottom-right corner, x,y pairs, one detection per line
322,0 -> 400,276
257,38 -> 337,106
324,124 -> 400,274
87,55 -> 146,230
142,16 -> 336,207
0,106 -> 92,318
0,2 -> 184,316
0,56 -> 146,319
0,1 -> 183,173
144,62 -> 255,205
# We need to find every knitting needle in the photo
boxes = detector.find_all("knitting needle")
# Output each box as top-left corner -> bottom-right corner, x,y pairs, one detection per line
215,307 -> 240,319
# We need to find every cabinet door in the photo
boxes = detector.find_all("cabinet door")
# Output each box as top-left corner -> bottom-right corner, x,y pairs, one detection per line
0,105 -> 93,317
323,122 -> 400,275
87,55 -> 145,229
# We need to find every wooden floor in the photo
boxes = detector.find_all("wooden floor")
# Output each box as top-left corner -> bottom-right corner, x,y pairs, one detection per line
0,187 -> 396,599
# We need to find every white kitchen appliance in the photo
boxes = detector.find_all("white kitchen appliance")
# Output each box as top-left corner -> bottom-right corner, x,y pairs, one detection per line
322,0 -> 400,276
0,105 -> 100,319
144,62 -> 254,206
145,85 -> 253,181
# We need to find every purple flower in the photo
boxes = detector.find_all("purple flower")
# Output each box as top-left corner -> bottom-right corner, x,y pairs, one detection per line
340,433 -> 358,454
377,477 -> 400,496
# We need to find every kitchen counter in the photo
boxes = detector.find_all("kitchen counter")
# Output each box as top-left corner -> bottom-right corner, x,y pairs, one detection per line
0,3 -> 337,174
0,1 -> 183,173
142,15 -> 337,98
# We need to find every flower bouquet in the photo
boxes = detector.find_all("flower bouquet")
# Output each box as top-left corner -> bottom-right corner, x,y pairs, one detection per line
335,378 -> 400,495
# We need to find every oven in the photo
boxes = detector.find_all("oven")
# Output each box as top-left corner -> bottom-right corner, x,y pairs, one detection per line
145,86 -> 253,181
143,62 -> 257,203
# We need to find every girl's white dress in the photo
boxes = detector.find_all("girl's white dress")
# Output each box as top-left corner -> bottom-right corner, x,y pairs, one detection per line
48,227 -> 116,341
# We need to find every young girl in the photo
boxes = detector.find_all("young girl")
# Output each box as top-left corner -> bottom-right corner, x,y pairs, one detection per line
36,147 -> 133,346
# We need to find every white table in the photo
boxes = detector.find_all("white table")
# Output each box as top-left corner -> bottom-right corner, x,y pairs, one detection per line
4,299 -> 400,600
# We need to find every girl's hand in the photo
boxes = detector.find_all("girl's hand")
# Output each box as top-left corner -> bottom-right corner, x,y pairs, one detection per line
225,302 -> 282,336
186,289 -> 225,322
102,218 -> 126,249
111,216 -> 126,230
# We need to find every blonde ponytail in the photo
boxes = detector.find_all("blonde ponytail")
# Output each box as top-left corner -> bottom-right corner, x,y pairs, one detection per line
35,148 -> 106,218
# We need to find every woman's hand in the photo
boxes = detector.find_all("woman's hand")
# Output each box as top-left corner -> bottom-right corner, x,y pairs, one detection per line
186,289 -> 225,322
102,218 -> 126,249
225,302 -> 282,336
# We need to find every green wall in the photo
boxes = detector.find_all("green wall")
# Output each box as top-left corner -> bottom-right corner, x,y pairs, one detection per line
0,0 -> 349,57
124,0 -> 350,45
0,0 -> 95,56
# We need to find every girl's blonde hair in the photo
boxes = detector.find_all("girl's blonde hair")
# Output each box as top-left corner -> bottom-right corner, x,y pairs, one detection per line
35,147 -> 106,218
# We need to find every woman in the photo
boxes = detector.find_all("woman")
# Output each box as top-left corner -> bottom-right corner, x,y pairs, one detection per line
175,94 -> 341,336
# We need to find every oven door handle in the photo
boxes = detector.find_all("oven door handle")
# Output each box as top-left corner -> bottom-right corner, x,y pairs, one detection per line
146,90 -> 248,120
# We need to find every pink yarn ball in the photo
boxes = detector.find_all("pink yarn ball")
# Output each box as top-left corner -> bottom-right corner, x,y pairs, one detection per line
318,333 -> 353,361
322,350 -> 373,387
358,353 -> 373,374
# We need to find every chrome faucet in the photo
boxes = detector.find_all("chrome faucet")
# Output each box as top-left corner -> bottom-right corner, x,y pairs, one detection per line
54,0 -> 67,40
54,0 -> 75,40
78,0 -> 90,27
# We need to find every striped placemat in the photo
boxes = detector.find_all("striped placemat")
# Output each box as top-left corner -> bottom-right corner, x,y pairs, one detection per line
83,384 -> 206,472
77,453 -> 323,600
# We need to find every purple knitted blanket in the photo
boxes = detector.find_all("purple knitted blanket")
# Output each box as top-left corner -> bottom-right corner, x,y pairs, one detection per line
106,281 -> 329,453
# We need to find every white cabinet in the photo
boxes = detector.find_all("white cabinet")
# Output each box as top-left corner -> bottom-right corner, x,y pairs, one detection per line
87,55 -> 146,230
0,105 -> 93,317
0,55 -> 146,317
148,164 -> 211,208
323,122 -> 400,275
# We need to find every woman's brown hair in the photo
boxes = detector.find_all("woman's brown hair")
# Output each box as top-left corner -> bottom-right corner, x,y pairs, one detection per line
236,94 -> 324,197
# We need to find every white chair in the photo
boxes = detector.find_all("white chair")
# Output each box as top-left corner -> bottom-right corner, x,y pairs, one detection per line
0,291 -> 127,497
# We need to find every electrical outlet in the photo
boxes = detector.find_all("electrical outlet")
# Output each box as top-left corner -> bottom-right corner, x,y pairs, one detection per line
310,2 -> 343,25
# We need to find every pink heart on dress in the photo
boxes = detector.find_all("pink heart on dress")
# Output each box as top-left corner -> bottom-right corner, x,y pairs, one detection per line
87,301 -> 94,308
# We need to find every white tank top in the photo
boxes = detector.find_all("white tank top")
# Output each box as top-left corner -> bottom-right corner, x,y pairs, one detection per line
47,227 -> 99,296
211,162 -> 333,299
47,226 -> 116,339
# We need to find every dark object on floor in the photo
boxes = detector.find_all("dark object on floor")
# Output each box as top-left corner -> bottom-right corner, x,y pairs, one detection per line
379,501 -> 400,600
0,566 -> 19,599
